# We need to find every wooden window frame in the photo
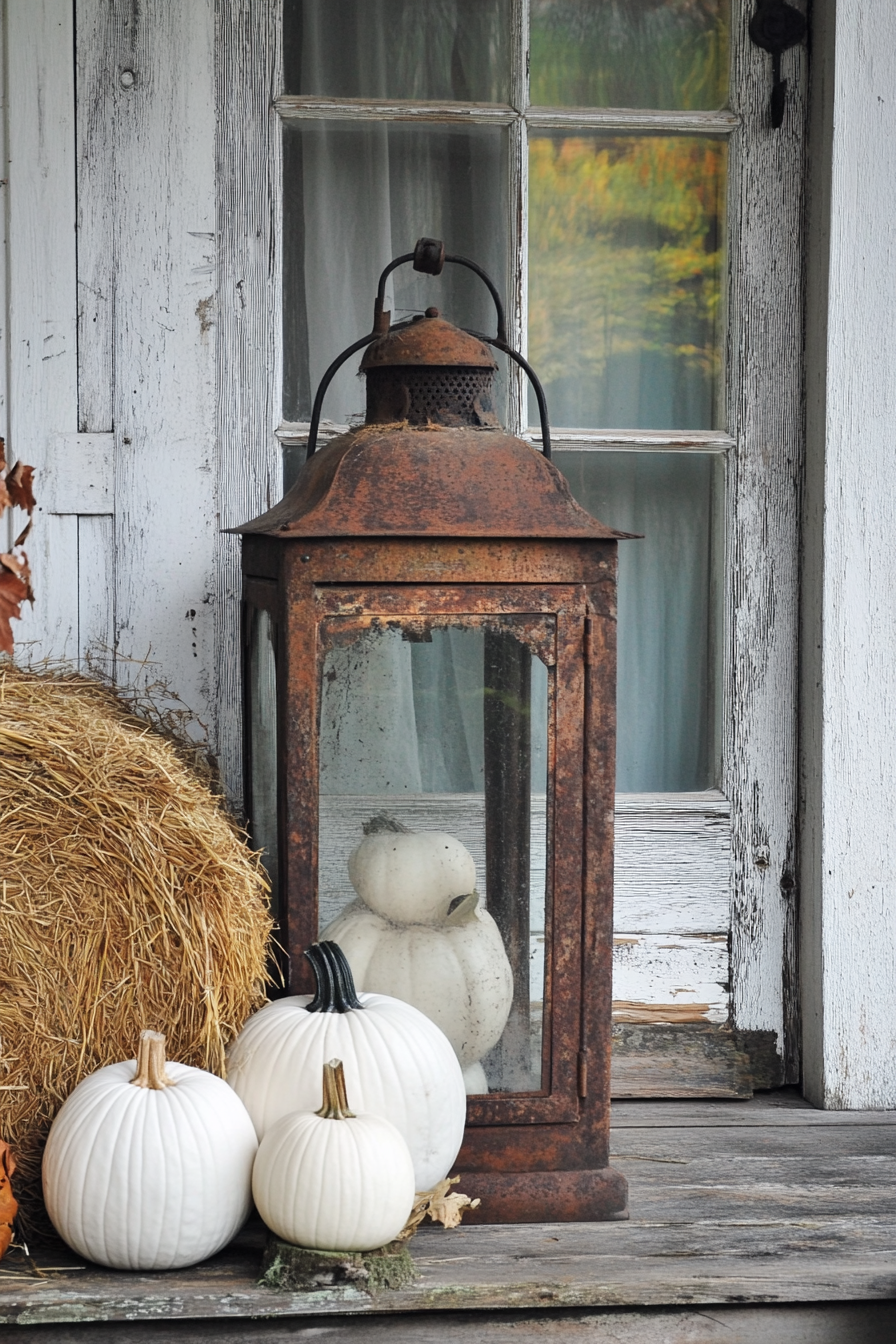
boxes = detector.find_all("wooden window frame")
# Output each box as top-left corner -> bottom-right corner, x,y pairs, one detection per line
222,0 -> 806,1087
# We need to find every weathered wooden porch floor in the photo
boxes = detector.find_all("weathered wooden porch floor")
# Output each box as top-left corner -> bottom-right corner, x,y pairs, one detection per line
4,1090 -> 896,1342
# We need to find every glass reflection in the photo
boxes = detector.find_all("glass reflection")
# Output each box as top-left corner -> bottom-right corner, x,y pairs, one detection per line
528,133 -> 726,430
283,120 -> 509,423
317,620 -> 550,1094
530,0 -> 730,111
284,0 -> 512,102
247,607 -> 279,916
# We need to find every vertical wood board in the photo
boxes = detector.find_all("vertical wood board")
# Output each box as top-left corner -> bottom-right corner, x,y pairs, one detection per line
75,0 -> 114,435
5,0 -> 80,660
216,0 -> 284,806
724,0 -> 806,1073
802,0 -> 896,1109
107,0 -> 217,733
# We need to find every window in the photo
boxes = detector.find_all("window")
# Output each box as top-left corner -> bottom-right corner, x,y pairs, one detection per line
220,0 -> 806,1090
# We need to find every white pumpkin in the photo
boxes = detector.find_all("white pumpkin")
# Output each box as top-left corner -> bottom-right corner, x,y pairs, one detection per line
226,941 -> 465,1191
42,1031 -> 257,1271
253,1057 -> 415,1251
348,817 -> 477,925
322,890 -> 513,1073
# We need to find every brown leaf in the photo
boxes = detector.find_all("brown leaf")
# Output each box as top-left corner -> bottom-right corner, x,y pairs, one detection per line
6,462 -> 36,513
427,1187 -> 481,1229
0,1140 -> 18,1261
0,479 -> 10,515
0,436 -> 6,474
393,1177 -> 481,1244
0,569 -> 28,657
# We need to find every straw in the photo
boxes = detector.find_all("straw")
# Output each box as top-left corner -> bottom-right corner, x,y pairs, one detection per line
0,664 -> 272,1235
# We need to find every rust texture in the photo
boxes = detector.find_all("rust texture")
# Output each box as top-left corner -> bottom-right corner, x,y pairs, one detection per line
237,307 -> 627,1221
359,313 -> 496,370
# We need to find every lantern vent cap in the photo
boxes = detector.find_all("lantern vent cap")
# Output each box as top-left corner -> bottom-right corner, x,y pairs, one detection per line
360,315 -> 497,372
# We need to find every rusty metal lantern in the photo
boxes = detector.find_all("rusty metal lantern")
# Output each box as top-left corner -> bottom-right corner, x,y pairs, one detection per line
236,238 -> 628,1223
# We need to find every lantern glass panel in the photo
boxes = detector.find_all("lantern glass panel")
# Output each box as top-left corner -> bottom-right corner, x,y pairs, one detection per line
246,605 -> 279,917
317,617 -> 551,1094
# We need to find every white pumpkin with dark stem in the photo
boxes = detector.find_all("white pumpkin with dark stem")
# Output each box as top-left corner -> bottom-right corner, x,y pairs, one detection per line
321,815 -> 514,1088
42,1031 -> 257,1270
226,941 -> 465,1191
253,1057 -> 415,1251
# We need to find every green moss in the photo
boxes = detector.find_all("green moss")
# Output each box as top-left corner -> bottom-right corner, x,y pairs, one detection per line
259,1235 -> 416,1294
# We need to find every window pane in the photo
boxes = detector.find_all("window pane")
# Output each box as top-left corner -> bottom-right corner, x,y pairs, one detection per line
529,133 -> 725,431
284,0 -> 512,102
530,0 -> 730,110
317,620 -> 551,1094
284,120 -> 509,424
555,450 -> 721,791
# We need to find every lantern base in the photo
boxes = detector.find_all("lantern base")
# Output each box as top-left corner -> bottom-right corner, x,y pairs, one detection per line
452,1165 -> 628,1224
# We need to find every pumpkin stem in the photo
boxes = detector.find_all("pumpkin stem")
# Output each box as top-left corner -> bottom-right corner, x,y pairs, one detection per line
131,1030 -> 175,1089
305,941 -> 364,1013
445,890 -> 479,925
362,811 -> 412,836
316,1058 -> 356,1120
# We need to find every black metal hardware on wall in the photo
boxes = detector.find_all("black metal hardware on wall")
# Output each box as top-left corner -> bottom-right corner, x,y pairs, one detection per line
749,0 -> 808,129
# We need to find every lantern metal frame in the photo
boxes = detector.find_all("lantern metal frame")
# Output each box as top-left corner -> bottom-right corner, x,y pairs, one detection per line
236,242 -> 629,1223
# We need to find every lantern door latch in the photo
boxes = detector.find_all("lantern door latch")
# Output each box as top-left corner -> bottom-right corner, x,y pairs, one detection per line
749,0 -> 807,129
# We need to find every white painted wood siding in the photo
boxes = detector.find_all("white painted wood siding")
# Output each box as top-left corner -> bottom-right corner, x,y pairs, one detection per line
802,0 -> 896,1108
2,0 -> 817,1085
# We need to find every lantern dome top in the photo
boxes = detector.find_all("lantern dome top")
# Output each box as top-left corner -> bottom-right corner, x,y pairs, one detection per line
233,424 -> 628,542
359,312 -> 497,371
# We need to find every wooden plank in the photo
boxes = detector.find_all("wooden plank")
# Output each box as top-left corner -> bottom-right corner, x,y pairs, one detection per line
5,0 -> 80,661
801,0 -> 896,1109
610,1097 -> 896,1127
42,433 -> 113,515
5,1302 -> 896,1343
724,0 -> 806,1079
105,0 -> 217,723
614,794 -> 730,935
612,935 -> 729,1025
611,1026 -> 752,1099
77,514 -> 114,670
216,0 -> 284,809
75,0 -> 114,434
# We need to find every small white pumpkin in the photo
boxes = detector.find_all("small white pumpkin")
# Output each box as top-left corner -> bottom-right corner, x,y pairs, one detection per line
42,1031 -> 257,1271
226,942 -> 465,1191
348,816 -> 476,925
322,891 -> 513,1072
253,1057 -> 415,1251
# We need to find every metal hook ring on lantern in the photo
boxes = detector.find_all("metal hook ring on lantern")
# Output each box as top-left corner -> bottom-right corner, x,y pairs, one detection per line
305,238 -> 550,459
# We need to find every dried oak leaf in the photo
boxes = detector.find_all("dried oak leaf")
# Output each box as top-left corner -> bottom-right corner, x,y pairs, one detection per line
0,568 -> 28,657
395,1177 -> 480,1243
0,478 -> 10,515
0,1140 -> 18,1261
6,462 -> 36,513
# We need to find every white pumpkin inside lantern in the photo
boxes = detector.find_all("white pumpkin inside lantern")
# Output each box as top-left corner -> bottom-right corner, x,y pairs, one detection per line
321,816 -> 514,1089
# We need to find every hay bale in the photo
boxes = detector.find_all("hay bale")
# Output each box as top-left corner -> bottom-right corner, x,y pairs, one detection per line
0,664 -> 272,1235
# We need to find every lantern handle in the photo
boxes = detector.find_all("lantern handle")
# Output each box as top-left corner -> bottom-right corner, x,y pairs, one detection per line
306,239 -> 549,458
